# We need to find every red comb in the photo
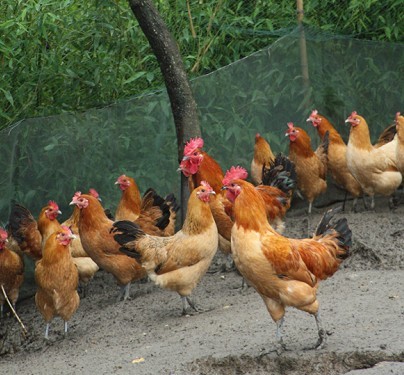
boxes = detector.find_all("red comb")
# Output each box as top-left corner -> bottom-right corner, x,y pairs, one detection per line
287,122 -> 295,130
310,109 -> 318,117
184,137 -> 204,156
73,191 -> 82,198
0,228 -> 8,240
350,111 -> 358,118
61,225 -> 73,235
396,112 -> 401,121
200,181 -> 213,190
89,188 -> 99,198
222,166 -> 248,185
48,201 -> 59,210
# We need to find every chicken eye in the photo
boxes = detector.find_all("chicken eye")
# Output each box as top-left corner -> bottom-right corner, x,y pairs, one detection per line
201,189 -> 205,193
193,152 -> 198,156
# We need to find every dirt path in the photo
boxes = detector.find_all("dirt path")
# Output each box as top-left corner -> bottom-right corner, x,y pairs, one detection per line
1,200 -> 404,374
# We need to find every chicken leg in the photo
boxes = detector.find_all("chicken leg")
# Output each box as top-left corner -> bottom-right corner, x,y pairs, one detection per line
117,283 -> 131,302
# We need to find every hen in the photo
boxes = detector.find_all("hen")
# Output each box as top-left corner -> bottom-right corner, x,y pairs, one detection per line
70,192 -> 146,301
394,112 -> 404,175
307,110 -> 363,211
251,133 -> 275,185
0,228 -> 24,318
115,174 -> 178,237
112,182 -> 218,315
222,167 -> 351,351
63,189 -> 101,296
345,111 -> 402,209
7,201 -> 62,260
35,226 -> 79,339
286,122 -> 329,214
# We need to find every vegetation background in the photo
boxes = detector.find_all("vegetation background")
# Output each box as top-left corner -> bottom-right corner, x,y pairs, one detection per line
1,0 -> 402,129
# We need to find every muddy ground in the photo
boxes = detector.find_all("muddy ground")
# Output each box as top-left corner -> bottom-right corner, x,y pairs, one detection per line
1,195 -> 404,375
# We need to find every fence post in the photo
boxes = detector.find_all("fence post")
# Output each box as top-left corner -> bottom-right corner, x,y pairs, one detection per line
296,0 -> 311,108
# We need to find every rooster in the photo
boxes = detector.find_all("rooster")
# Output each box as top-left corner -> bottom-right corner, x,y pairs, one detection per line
0,228 -> 24,318
7,201 -> 62,260
70,192 -> 146,301
307,110 -> 363,211
222,167 -> 351,351
112,182 -> 218,315
115,174 -> 179,237
35,226 -> 79,339
251,133 -> 275,185
286,122 -> 329,214
345,111 -> 402,209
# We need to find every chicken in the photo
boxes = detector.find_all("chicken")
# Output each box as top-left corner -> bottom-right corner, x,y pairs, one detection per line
0,228 -> 24,318
111,182 -> 218,315
222,168 -> 351,351
7,201 -> 62,260
286,122 -> 329,214
394,112 -> 404,175
62,190 -> 101,296
251,133 -> 275,185
307,110 -> 363,211
34,226 -> 79,339
115,174 -> 179,237
345,111 -> 402,209
70,192 -> 146,301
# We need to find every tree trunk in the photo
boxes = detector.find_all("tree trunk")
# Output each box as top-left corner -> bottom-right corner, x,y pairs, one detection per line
128,0 -> 201,224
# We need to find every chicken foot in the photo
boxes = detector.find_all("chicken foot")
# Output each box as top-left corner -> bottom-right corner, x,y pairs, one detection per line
181,296 -> 200,316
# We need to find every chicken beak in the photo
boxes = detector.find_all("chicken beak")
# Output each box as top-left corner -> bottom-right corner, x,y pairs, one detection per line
69,200 -> 75,206
221,186 -> 227,191
345,119 -> 351,124
114,180 -> 120,185
70,233 -> 77,240
176,167 -> 182,173
285,133 -> 289,137
306,117 -> 311,122
58,210 -> 62,215
182,156 -> 190,161
210,191 -> 216,195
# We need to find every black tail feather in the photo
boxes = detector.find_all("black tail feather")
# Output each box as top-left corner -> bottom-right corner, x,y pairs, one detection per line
7,203 -> 34,244
111,220 -> 145,260
262,153 -> 297,195
322,130 -> 330,156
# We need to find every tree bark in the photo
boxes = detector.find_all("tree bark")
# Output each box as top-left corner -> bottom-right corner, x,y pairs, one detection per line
128,0 -> 201,224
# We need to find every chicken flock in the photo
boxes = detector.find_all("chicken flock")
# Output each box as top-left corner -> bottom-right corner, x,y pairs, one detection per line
1,110 -> 403,353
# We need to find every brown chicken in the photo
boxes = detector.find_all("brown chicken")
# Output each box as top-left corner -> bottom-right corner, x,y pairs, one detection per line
111,182 -> 218,315
222,168 -> 351,351
286,122 -> 329,214
115,174 -> 178,237
394,112 -> 404,175
7,201 -> 62,260
0,228 -> 24,318
345,111 -> 402,209
307,110 -> 363,211
63,190 -> 100,296
35,226 -> 79,339
70,192 -> 146,301
251,133 -> 275,185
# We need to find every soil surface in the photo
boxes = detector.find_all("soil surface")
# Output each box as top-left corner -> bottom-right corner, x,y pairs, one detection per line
1,196 -> 404,374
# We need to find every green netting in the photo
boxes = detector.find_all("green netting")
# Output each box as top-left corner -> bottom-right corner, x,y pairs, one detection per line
0,27 -> 403,224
